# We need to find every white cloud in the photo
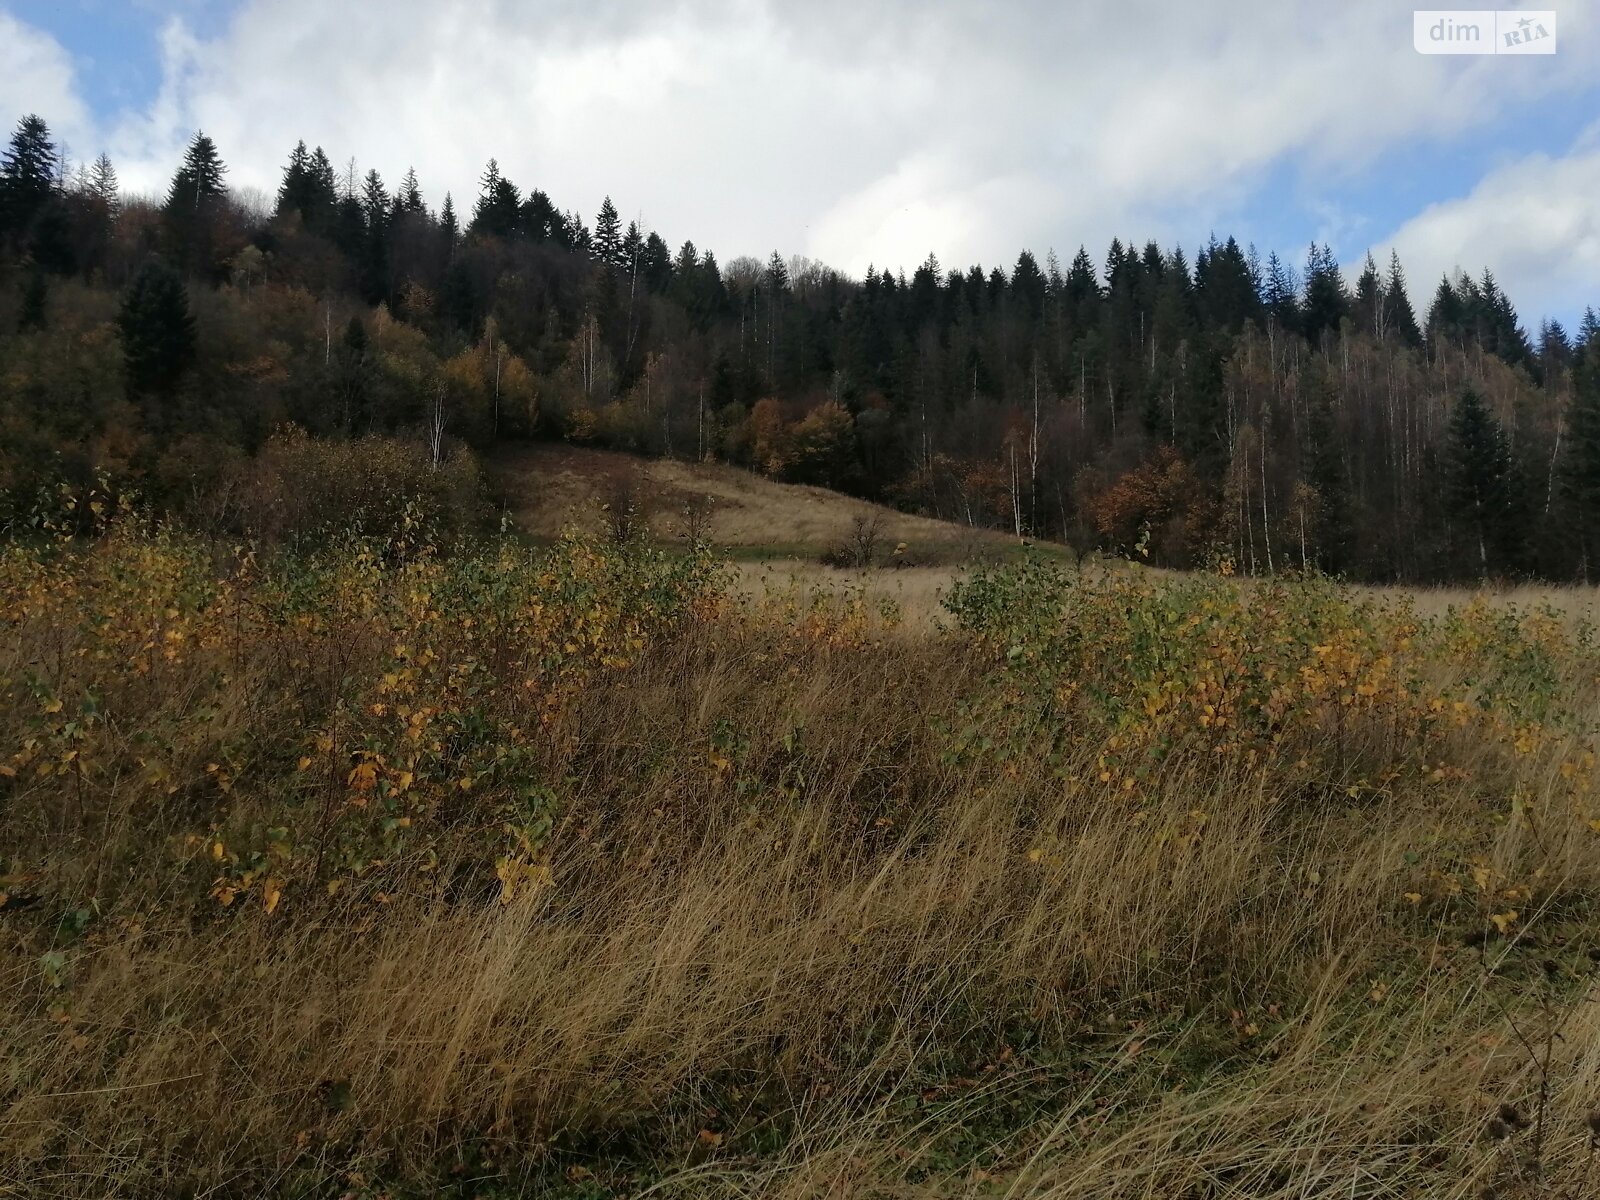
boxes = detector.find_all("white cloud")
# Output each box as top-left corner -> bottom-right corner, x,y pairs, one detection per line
0,12 -> 94,166
1371,133 -> 1600,327
6,0 -> 1599,318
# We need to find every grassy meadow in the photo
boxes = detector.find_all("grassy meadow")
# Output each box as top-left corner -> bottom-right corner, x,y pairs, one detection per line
3,510 -> 1600,1198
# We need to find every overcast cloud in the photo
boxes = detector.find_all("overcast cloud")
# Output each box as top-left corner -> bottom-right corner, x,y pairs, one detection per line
2,0 -> 1596,321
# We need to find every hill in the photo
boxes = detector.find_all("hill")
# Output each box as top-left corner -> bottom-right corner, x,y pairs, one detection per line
488,443 -> 1026,565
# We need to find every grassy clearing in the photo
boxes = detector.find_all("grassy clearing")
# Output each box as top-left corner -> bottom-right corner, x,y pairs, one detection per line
2,524 -> 1599,1198
486,443 -> 1022,567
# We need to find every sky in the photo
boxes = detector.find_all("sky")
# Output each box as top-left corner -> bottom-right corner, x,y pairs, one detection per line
2,0 -> 1597,328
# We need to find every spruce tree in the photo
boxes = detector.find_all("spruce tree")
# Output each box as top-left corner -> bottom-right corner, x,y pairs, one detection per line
643,231 -> 673,292
1263,252 -> 1300,334
87,154 -> 120,218
439,192 -> 458,257
275,140 -> 313,220
1474,270 -> 1531,365
1354,252 -> 1382,338
398,168 -> 423,214
474,159 -> 501,229
1579,307 -> 1600,355
593,197 -> 621,266
1065,247 -> 1100,301
1383,251 -> 1422,347
1562,341 -> 1600,577
118,259 -> 197,396
163,132 -> 228,276
0,114 -> 59,251
1010,250 -> 1047,321
1197,236 -> 1258,332
521,189 -> 557,242
1426,275 -> 1465,350
359,170 -> 391,302
620,220 -> 644,271
1301,243 -> 1349,345
1538,319 -> 1572,381
1444,388 -> 1512,577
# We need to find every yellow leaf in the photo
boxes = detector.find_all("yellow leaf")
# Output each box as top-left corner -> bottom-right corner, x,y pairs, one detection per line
1489,910 -> 1518,934
697,1129 -> 723,1148
1404,892 -> 1422,905
262,880 -> 282,915
297,756 -> 312,770
43,698 -> 63,714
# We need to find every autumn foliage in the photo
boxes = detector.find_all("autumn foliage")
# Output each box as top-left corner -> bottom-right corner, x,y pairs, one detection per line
2,508 -> 1599,1195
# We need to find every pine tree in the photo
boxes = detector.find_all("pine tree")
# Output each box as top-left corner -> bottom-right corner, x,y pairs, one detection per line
643,231 -> 673,292
1301,243 -> 1349,345
87,154 -> 119,218
118,259 -> 196,396
475,159 -> 501,228
1444,388 -> 1512,577
1426,275 -> 1465,350
473,171 -> 520,239
0,114 -> 59,250
440,192 -> 458,257
1065,247 -> 1099,302
1197,236 -> 1258,331
1579,307 -> 1600,355
1354,252 -> 1382,338
1538,319 -> 1572,380
521,189 -> 557,242
163,132 -> 228,276
1263,252 -> 1300,334
398,167 -> 423,214
593,197 -> 621,266
566,212 -> 592,256
275,140 -> 313,220
1474,269 -> 1531,365
765,251 -> 789,293
358,170 -> 391,302
1562,341 -> 1600,577
360,169 -> 390,226
1010,250 -> 1047,321
1383,251 -> 1422,347
620,220 -> 644,271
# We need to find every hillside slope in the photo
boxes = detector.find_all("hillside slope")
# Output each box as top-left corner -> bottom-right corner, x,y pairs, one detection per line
488,443 -> 1022,563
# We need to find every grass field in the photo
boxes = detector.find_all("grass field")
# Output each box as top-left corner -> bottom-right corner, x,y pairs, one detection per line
4,462 -> 1600,1198
487,444 -> 1030,565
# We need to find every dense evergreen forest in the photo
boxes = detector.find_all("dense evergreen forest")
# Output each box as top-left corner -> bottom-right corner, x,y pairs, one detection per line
2,113 -> 1599,581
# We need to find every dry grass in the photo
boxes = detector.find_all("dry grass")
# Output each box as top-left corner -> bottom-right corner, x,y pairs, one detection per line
487,443 -> 1019,564
2,530 -> 1599,1198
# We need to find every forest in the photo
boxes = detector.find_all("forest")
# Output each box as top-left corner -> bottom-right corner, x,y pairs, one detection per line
3,112 -> 1599,582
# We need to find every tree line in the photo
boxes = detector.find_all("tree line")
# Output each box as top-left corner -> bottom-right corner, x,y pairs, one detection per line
3,113 -> 1599,580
